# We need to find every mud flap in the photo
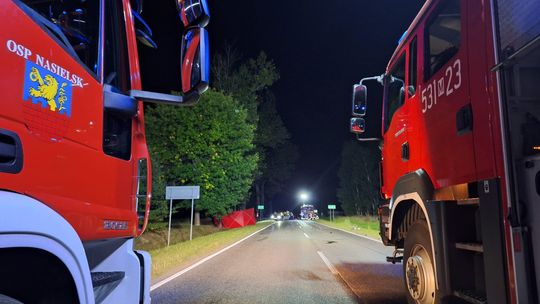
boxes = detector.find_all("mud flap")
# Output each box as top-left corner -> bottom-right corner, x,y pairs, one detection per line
426,200 -> 454,302
479,179 -> 509,304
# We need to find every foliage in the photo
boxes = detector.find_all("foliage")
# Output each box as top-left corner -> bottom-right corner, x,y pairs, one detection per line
337,140 -> 381,216
145,90 -> 258,218
255,92 -> 289,150
213,49 -> 279,124
147,158 -> 171,226
253,93 -> 299,204
213,50 -> 297,207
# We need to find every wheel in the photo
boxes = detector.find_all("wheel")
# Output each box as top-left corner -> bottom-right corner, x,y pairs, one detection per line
403,220 -> 437,304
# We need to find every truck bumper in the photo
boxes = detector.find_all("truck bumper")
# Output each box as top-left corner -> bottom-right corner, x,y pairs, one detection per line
93,239 -> 151,304
135,250 -> 152,304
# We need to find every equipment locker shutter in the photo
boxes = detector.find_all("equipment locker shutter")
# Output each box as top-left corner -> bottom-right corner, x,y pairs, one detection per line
496,0 -> 540,57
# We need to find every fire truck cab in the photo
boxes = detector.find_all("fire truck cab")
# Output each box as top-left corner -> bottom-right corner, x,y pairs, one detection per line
0,0 -> 209,303
351,0 -> 540,303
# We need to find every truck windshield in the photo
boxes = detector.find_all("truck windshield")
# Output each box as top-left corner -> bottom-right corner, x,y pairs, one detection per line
20,0 -> 100,76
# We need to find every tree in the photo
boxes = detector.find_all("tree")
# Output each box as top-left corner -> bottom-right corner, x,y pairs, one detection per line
337,140 -> 381,216
213,50 -> 279,124
145,90 -> 258,219
213,51 -> 297,208
253,93 -> 298,206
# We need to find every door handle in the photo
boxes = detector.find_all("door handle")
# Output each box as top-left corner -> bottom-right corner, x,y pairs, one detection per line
401,142 -> 410,161
456,103 -> 473,135
0,129 -> 23,174
0,142 -> 15,160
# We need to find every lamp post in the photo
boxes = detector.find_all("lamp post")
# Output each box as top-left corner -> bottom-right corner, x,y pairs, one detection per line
298,190 -> 312,220
298,191 -> 310,203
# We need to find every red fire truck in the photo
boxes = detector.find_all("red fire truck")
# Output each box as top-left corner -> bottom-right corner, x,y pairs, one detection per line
0,0 -> 209,303
351,0 -> 540,303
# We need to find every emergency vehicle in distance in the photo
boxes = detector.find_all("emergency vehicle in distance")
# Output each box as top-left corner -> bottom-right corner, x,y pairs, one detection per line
350,0 -> 540,303
300,204 -> 318,220
0,0 -> 209,303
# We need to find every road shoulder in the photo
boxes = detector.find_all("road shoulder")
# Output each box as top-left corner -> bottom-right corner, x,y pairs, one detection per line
315,221 -> 383,243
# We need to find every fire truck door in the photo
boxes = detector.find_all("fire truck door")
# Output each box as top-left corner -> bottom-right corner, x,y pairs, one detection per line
382,51 -> 410,190
420,0 -> 476,187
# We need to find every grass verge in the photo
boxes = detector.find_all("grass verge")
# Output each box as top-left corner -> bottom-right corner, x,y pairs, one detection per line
317,216 -> 380,239
148,222 -> 272,281
135,221 -> 221,251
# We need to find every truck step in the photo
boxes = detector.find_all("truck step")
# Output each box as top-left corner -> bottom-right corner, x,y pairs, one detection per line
453,290 -> 487,304
91,271 -> 125,288
92,272 -> 125,303
455,242 -> 484,253
386,255 -> 403,264
386,248 -> 403,264
456,198 -> 480,206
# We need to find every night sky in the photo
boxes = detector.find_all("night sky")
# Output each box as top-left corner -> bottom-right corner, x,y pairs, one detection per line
141,1 -> 425,211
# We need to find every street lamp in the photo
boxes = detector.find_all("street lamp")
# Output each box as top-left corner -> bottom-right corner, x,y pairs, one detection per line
298,191 -> 310,203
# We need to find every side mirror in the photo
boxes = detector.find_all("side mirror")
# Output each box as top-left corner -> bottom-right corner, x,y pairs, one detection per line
181,27 -> 210,95
352,84 -> 367,116
350,117 -> 365,134
177,0 -> 210,27
129,1 -> 210,107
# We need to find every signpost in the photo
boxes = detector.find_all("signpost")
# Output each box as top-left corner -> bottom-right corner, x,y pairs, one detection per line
165,186 -> 200,246
257,205 -> 264,219
328,204 -> 336,221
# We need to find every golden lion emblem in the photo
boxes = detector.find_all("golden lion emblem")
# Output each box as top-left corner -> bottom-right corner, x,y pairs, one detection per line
28,67 -> 67,112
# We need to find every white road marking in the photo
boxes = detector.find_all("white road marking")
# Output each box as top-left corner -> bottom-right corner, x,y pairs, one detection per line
315,222 -> 383,244
150,223 -> 274,291
317,251 -> 338,275
303,232 -> 310,239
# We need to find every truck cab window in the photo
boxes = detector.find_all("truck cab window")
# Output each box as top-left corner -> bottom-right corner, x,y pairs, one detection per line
408,37 -> 418,97
425,0 -> 461,78
384,54 -> 406,132
103,0 -> 131,92
20,0 -> 100,75
103,0 -> 132,161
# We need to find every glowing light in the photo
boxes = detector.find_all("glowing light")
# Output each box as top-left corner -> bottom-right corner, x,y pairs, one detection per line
298,191 -> 310,203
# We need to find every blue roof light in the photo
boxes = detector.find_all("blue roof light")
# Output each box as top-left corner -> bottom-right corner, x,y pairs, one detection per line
398,30 -> 408,45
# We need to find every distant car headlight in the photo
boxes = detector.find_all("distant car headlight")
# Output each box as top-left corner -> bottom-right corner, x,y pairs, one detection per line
277,215 -> 282,220
271,215 -> 275,219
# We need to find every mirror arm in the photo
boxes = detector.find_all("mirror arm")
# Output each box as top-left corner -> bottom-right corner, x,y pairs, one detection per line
129,90 -> 200,106
356,135 -> 381,142
359,74 -> 385,86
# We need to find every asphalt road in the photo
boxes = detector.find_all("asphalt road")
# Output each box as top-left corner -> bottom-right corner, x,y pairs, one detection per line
151,220 -> 406,304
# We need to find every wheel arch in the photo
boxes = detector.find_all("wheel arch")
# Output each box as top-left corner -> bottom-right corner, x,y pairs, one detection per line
0,191 -> 94,304
0,247 -> 79,303
388,169 -> 434,242
387,170 -> 439,290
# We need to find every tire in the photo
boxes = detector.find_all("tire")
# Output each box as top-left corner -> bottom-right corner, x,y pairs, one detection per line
403,220 -> 438,304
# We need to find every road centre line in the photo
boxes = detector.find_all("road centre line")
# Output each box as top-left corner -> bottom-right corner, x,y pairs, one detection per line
303,232 -> 310,239
315,222 -> 383,244
317,251 -> 338,275
150,223 -> 274,291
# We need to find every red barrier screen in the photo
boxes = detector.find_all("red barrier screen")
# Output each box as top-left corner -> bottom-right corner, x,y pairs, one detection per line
222,208 -> 256,228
